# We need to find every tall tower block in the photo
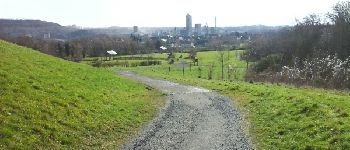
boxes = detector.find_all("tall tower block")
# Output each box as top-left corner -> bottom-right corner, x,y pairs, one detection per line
186,13 -> 192,36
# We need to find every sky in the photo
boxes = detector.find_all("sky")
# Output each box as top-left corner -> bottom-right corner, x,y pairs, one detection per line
1,0 -> 341,28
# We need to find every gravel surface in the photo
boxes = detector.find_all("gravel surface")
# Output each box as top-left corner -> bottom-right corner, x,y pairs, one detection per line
119,71 -> 254,150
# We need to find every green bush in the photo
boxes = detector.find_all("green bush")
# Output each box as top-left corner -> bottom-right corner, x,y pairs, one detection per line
91,60 -> 103,67
139,60 -> 161,66
254,54 -> 282,72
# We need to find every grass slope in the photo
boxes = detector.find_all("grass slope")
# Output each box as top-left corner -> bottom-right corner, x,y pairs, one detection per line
117,51 -> 350,149
0,40 -> 164,149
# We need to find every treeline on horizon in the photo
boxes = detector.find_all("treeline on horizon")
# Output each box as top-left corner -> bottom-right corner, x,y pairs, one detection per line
245,1 -> 350,89
0,34 -> 160,61
0,30 -> 248,61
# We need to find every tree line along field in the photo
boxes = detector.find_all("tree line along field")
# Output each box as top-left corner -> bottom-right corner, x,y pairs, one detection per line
107,50 -> 350,149
0,40 -> 165,149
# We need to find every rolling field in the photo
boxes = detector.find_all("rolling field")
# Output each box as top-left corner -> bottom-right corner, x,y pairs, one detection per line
114,50 -> 350,149
0,40 -> 164,149
109,50 -> 246,81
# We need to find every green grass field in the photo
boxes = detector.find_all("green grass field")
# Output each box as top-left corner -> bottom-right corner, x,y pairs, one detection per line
109,50 -> 246,80
0,40 -> 165,149
115,50 -> 350,149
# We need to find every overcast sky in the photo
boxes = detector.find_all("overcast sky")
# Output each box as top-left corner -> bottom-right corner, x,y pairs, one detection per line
1,0 -> 341,27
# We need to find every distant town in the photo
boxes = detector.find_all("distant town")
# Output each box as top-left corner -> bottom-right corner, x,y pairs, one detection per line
119,13 -> 282,50
131,13 -> 235,49
0,14 -> 283,59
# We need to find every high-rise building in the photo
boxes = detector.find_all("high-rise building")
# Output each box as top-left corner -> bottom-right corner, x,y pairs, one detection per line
195,24 -> 201,35
43,33 -> 50,39
133,26 -> 138,33
186,13 -> 192,36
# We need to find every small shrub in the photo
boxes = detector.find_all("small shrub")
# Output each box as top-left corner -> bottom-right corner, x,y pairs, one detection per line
168,58 -> 175,64
254,54 -> 282,73
92,60 -> 103,67
198,66 -> 202,78
208,65 -> 214,80
140,60 -> 161,66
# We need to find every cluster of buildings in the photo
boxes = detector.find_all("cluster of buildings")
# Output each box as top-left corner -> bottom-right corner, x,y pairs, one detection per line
131,13 -> 223,50
185,13 -> 218,37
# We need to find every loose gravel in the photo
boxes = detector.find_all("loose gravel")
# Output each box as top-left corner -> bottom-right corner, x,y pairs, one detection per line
119,71 -> 254,150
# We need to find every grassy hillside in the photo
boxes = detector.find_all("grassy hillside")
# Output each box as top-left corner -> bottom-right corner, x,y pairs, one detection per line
0,40 -> 164,149
117,51 -> 350,149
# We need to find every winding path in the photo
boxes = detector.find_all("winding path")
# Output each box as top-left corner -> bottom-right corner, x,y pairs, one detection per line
120,71 -> 253,150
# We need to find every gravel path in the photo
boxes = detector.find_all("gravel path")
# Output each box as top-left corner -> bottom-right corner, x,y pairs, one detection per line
119,71 -> 253,150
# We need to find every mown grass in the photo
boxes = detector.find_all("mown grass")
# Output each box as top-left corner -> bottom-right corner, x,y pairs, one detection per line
0,40 -> 164,149
115,50 -> 350,149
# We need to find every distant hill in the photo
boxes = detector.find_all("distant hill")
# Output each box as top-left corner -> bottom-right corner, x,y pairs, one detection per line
0,19 -> 135,40
222,25 -> 286,33
0,19 -> 61,28
0,19 -> 80,39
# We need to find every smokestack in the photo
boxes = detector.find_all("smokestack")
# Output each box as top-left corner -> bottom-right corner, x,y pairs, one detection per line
215,16 -> 217,32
